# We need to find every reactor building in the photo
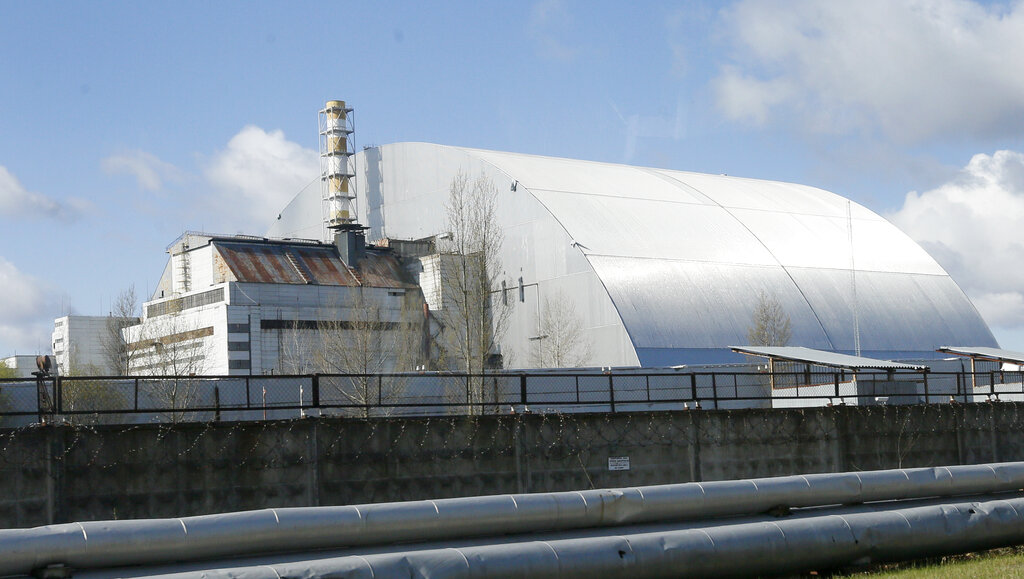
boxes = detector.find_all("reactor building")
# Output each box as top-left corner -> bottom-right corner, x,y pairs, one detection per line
268,135 -> 996,368
60,100 -> 994,377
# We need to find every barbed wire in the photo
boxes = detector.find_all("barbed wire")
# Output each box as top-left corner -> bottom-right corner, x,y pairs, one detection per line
3,403 -> 1024,527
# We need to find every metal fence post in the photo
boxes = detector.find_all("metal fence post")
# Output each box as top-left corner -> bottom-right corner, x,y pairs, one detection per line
711,374 -> 719,409
690,374 -> 698,403
834,372 -> 840,400
214,386 -> 221,422
311,374 -> 320,409
35,375 -> 44,424
922,372 -> 929,404
520,373 -> 527,406
608,373 -> 616,413
134,377 -> 139,412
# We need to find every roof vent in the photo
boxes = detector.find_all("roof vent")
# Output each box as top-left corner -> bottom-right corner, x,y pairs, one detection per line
335,226 -> 366,267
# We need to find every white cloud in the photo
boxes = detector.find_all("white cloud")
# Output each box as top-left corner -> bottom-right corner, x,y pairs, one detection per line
0,257 -> 58,356
203,126 -> 319,233
610,98 -> 688,162
0,165 -> 70,219
97,127 -> 316,235
529,0 -> 581,62
102,150 -> 184,191
712,0 -> 1024,142
889,150 -> 1024,330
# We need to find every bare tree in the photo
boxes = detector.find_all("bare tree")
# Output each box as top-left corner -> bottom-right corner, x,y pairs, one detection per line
0,360 -> 13,425
747,291 -> 792,347
311,288 -> 429,416
279,321 -> 316,374
58,359 -> 129,425
529,291 -> 592,368
101,285 -> 141,375
437,172 -> 511,410
747,290 -> 793,390
128,313 -> 213,422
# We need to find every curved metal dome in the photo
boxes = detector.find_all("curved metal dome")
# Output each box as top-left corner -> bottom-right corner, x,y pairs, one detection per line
269,142 -> 996,366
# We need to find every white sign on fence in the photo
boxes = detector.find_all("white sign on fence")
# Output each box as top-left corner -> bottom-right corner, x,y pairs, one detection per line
608,456 -> 630,471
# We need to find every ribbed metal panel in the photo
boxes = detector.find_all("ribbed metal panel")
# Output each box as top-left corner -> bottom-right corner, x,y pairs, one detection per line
731,346 -> 927,370
938,346 -> 1024,364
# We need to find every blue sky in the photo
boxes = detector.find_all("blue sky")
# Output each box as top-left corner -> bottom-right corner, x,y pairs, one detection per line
3,0 -> 1024,356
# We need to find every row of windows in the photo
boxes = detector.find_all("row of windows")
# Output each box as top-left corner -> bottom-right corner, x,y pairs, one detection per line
227,341 -> 249,351
260,319 -> 403,331
146,287 -> 225,318
229,360 -> 250,369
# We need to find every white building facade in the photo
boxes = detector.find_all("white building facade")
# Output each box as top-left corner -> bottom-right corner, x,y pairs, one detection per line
51,315 -> 113,374
0,355 -> 40,378
125,232 -> 426,376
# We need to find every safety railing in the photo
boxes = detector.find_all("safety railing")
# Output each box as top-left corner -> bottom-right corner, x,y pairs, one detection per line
1,368 -> 1022,425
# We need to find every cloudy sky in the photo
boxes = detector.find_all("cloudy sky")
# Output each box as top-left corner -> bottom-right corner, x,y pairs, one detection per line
2,0 -> 1024,356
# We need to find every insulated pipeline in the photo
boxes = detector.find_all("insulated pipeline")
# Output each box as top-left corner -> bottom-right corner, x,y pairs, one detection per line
2,462 -> 1024,576
133,496 -> 1024,579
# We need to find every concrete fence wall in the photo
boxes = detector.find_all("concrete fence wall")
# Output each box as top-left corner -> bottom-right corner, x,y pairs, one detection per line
3,403 -> 1024,529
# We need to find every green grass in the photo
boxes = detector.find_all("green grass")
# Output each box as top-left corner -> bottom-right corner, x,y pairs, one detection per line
839,547 -> 1024,578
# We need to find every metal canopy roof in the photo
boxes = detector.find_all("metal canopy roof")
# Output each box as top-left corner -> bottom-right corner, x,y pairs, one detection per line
731,346 -> 930,371
268,142 -> 999,365
937,346 -> 1024,365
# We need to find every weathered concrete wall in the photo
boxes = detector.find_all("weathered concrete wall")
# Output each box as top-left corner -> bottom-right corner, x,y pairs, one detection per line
4,404 -> 1024,529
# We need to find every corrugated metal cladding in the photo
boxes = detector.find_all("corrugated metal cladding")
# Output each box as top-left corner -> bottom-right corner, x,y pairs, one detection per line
269,142 -> 998,366
214,241 -> 415,288
467,145 -> 998,361
731,346 -> 928,371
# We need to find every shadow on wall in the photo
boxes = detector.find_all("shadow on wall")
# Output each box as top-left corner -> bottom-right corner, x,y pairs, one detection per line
363,147 -> 385,239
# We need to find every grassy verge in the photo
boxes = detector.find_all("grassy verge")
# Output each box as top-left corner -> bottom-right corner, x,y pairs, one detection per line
829,546 -> 1024,578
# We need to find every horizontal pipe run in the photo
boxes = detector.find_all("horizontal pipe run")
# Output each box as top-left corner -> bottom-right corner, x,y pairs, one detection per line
3,462 -> 1024,576
89,496 -> 1024,579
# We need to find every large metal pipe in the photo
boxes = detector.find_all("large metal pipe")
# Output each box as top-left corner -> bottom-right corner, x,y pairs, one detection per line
83,496 -> 1024,579
4,462 -> 1024,576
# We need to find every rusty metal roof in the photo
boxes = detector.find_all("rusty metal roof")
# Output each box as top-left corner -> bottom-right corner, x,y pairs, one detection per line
354,251 -> 419,289
213,240 -> 414,288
